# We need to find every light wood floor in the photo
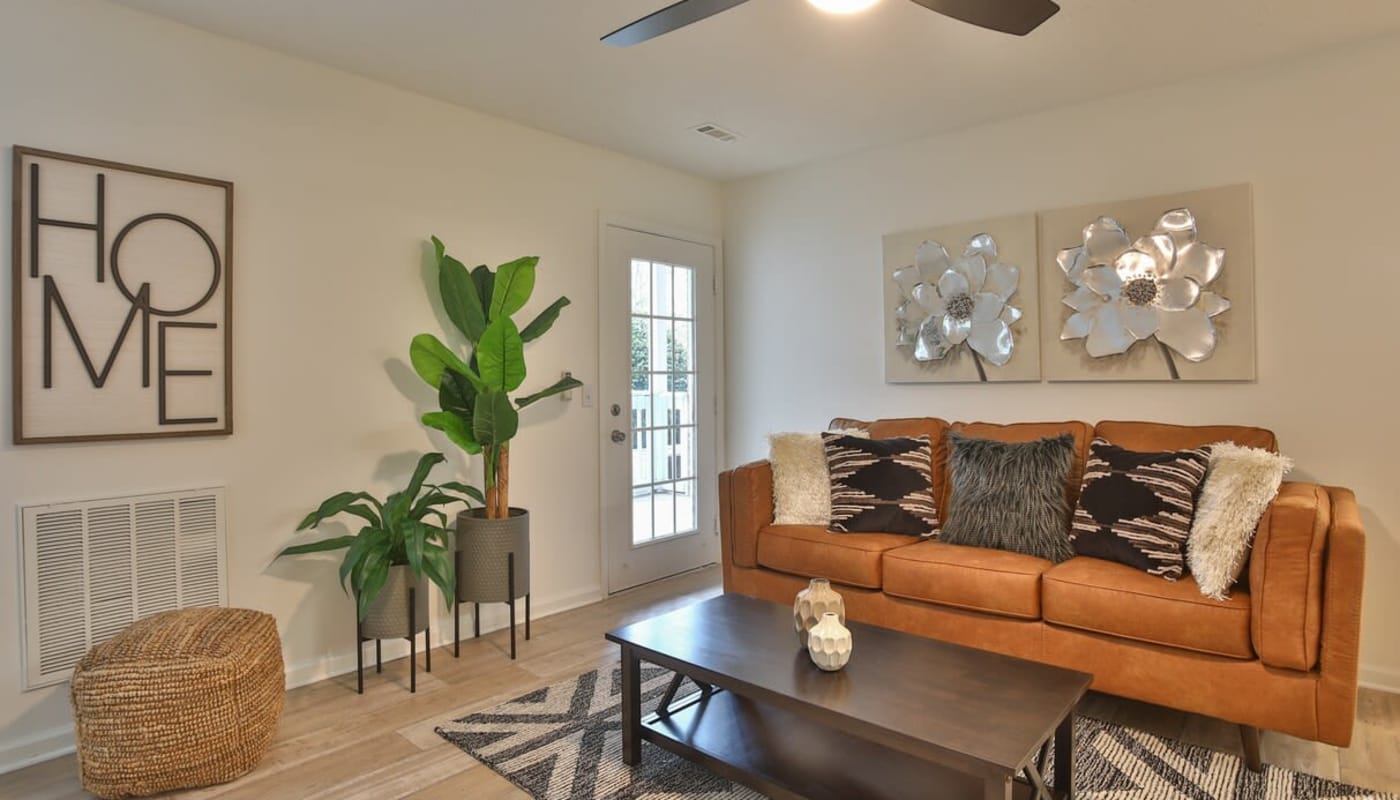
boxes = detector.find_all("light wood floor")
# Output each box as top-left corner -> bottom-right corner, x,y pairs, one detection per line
5,566 -> 1400,798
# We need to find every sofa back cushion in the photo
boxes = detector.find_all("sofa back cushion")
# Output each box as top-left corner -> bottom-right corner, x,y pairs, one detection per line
1094,420 -> 1278,453
830,417 -> 951,516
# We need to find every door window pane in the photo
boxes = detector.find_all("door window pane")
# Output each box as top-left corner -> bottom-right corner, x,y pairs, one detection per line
652,262 -> 674,317
631,260 -> 650,314
674,480 -> 698,533
652,484 -> 678,539
674,266 -> 695,319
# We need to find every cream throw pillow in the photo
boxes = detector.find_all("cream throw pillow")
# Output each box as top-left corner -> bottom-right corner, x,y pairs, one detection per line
1187,442 -> 1293,600
769,430 -> 867,526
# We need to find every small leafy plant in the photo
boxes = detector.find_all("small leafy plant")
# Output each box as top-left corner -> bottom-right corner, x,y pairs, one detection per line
277,452 -> 483,619
410,237 -> 581,519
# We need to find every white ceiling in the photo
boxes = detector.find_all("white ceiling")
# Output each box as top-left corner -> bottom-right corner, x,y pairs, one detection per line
111,0 -> 1400,180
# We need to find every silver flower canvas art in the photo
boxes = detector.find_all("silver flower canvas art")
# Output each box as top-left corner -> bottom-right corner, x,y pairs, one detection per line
1039,185 -> 1257,382
883,214 -> 1041,383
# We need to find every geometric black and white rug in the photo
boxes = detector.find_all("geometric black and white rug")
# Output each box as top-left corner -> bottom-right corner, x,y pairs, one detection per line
436,665 -> 1397,800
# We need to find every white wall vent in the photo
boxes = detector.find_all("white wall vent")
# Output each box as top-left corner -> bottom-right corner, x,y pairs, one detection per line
19,487 -> 227,690
691,123 -> 740,143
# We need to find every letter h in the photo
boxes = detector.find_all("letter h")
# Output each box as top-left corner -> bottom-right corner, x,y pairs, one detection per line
29,162 -> 106,282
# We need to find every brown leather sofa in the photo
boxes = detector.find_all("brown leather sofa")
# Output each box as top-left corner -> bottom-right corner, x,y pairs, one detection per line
719,418 -> 1365,761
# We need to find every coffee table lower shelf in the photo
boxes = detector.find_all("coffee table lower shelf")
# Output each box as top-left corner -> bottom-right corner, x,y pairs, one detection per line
639,688 -> 1042,800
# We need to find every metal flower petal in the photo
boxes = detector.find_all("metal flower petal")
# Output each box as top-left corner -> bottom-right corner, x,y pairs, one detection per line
952,254 -> 987,294
1119,304 -> 1159,340
940,313 -> 972,345
1085,304 -> 1133,357
1082,265 -> 1123,299
1171,242 -> 1225,287
1153,208 -> 1198,249
938,268 -> 970,300
916,241 -> 952,283
982,263 -> 1019,302
1064,285 -> 1103,312
893,265 -> 921,299
1083,217 -> 1131,265
1061,311 -> 1093,340
912,283 -> 945,316
914,317 -> 952,361
964,233 -> 998,263
1057,246 -> 1088,286
968,320 -> 1014,367
1157,277 -> 1201,311
1198,291 -> 1231,317
1114,250 -> 1162,281
1001,305 -> 1023,325
1131,233 -> 1176,277
971,292 -> 1005,323
1156,308 -> 1216,362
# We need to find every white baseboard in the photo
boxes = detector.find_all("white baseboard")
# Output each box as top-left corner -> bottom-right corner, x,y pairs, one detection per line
0,725 -> 75,775
0,584 -> 605,776
283,584 -> 604,689
1359,663 -> 1400,694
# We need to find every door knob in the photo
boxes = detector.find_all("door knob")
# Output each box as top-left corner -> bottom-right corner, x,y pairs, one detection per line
611,430 -> 627,443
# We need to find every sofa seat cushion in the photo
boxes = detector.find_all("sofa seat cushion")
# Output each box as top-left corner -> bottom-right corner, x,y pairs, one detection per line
756,525 -> 917,589
883,541 -> 1053,620
1043,557 -> 1254,659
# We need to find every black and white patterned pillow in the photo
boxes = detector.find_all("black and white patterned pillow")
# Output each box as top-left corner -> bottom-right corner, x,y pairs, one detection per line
821,434 -> 939,536
1070,437 -> 1211,579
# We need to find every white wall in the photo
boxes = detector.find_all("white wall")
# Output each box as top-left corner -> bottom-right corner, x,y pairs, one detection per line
0,0 -> 722,771
724,39 -> 1400,689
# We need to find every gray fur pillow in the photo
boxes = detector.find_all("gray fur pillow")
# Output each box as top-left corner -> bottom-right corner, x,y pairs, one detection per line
939,433 -> 1076,562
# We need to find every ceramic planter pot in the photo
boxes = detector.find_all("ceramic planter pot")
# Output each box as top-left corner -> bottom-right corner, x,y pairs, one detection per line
456,507 -> 530,604
361,564 -> 430,640
794,578 -> 845,649
808,612 -> 853,672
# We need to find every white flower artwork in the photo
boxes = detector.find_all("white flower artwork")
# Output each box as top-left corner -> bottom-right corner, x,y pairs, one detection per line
883,215 -> 1041,384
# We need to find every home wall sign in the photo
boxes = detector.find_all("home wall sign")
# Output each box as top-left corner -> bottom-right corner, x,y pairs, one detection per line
12,147 -> 233,443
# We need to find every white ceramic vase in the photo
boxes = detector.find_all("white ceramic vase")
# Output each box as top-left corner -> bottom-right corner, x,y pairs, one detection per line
808,612 -> 853,672
794,578 -> 845,649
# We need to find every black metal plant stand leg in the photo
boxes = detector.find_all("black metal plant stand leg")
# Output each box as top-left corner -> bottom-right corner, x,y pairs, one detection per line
356,603 -> 364,694
409,586 -> 417,693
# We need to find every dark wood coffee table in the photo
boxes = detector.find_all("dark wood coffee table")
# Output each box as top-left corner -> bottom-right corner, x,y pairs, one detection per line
606,593 -> 1091,800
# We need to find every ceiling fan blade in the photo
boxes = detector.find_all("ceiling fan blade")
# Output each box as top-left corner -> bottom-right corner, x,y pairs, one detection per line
905,0 -> 1060,36
602,0 -> 753,47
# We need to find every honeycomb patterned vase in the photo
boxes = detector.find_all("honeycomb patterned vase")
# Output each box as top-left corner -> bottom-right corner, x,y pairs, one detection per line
808,612 -> 853,672
793,577 -> 844,649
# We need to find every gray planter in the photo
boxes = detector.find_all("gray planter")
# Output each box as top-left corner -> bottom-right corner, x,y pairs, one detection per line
456,508 -> 530,603
360,564 -> 429,640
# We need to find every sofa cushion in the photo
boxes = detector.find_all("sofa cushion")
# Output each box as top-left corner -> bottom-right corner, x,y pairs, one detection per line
940,432 -> 1076,563
842,418 -> 952,513
883,541 -> 1052,620
949,421 -> 1094,508
1043,557 -> 1253,659
1094,420 -> 1277,453
822,434 -> 939,536
756,525 -> 917,589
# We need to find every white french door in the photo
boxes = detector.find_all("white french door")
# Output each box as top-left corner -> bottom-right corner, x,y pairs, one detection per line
600,223 -> 719,594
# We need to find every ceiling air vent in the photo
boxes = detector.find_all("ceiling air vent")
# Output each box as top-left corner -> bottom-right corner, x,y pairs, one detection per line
692,123 -> 740,143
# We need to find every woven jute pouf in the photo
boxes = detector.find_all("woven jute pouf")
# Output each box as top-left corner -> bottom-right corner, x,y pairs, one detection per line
70,608 -> 284,799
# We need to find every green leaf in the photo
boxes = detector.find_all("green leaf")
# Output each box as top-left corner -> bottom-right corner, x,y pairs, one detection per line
338,527 -> 382,593
421,547 -> 455,606
515,376 -> 584,408
472,388 -> 519,448
410,490 -> 459,520
409,333 -> 470,389
437,480 -> 485,506
439,368 -> 476,418
356,551 -> 391,620
476,317 -> 526,392
520,296 -> 570,342
403,520 -> 426,578
431,235 -> 445,265
489,257 -> 538,320
472,265 -> 494,315
277,535 -> 357,557
384,490 -> 412,526
404,452 -> 446,501
440,255 -> 487,343
422,411 -> 482,454
297,492 -> 382,530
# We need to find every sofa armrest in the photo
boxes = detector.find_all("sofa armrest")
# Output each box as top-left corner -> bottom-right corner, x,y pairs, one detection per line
1317,486 -> 1365,746
1248,482 -> 1330,671
719,460 -> 773,570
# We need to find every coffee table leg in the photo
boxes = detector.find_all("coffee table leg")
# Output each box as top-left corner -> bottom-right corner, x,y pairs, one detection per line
621,644 -> 642,766
984,776 -> 1012,800
1055,713 -> 1075,799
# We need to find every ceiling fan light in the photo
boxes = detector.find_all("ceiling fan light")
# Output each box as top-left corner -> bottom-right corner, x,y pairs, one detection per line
806,0 -> 881,14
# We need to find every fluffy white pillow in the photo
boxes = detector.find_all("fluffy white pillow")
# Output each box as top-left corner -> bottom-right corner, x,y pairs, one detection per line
769,430 -> 866,526
1187,442 -> 1292,600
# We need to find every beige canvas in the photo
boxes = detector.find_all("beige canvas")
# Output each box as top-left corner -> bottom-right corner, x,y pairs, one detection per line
1038,184 -> 1256,382
882,213 -> 1041,383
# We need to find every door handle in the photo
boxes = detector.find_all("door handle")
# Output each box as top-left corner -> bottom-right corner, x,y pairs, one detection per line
611,430 -> 627,444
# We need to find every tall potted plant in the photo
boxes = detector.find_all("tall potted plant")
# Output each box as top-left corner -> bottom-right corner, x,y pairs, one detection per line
276,452 -> 480,644
409,237 -> 581,640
